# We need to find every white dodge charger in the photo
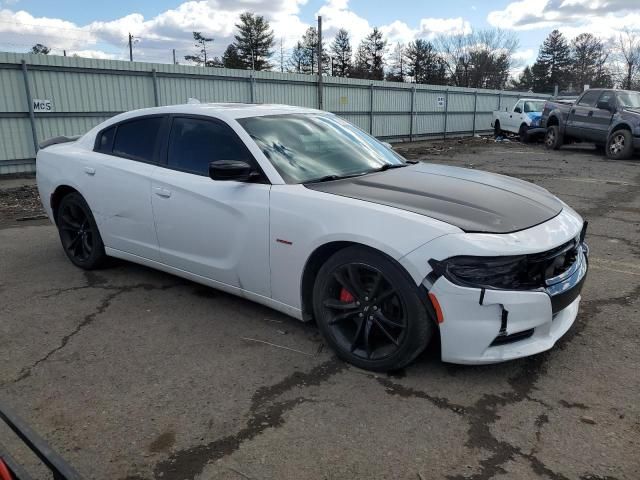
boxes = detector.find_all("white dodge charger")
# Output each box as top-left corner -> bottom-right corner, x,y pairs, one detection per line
36,103 -> 588,371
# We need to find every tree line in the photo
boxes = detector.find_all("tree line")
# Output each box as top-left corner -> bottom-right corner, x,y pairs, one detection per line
28,11 -> 640,92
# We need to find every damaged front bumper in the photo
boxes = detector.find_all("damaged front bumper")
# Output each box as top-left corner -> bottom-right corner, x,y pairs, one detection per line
428,243 -> 588,364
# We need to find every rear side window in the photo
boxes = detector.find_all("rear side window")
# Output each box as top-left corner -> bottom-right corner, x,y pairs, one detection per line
577,90 -> 600,107
167,117 -> 251,175
96,126 -> 115,153
112,117 -> 164,163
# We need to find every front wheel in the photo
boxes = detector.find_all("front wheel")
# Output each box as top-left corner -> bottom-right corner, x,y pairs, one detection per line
313,246 -> 434,371
519,124 -> 529,144
545,125 -> 563,150
56,192 -> 107,269
606,130 -> 634,160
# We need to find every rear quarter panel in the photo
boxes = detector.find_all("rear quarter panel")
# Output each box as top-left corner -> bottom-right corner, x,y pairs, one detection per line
36,143 -> 90,222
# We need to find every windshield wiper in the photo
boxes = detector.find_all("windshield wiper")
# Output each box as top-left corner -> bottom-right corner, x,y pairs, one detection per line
304,171 -> 369,184
370,163 -> 410,173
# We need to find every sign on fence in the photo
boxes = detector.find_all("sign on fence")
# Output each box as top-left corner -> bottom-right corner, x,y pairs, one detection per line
33,99 -> 52,112
437,96 -> 446,108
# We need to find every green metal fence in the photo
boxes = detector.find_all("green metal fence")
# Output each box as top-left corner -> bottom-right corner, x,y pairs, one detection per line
0,51 -> 542,174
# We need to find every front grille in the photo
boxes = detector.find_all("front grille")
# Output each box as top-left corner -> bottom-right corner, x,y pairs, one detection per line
527,238 -> 580,286
490,328 -> 535,346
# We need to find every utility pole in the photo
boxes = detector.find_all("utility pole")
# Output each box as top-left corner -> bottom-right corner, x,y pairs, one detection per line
280,38 -> 284,73
63,50 -> 67,57
317,16 -> 323,110
128,33 -> 133,61
172,49 -> 176,65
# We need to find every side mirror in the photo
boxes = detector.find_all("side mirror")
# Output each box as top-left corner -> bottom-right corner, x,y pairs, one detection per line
596,100 -> 614,112
209,160 -> 257,182
514,107 -> 522,113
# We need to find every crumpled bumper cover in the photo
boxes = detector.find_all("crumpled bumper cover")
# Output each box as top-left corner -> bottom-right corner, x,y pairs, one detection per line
428,245 -> 587,365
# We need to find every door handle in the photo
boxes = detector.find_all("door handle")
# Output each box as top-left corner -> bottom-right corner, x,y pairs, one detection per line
588,111 -> 594,116
153,187 -> 171,198
83,166 -> 96,176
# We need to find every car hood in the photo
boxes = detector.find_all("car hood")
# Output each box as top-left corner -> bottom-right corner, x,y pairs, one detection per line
305,163 -> 563,234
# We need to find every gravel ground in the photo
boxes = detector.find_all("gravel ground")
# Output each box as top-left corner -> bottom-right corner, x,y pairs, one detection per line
1,138 -> 639,480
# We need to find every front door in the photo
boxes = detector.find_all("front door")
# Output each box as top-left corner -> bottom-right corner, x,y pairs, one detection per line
151,116 -> 271,297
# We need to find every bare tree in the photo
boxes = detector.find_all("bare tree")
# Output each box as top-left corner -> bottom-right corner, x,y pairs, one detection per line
616,28 -> 640,89
436,28 -> 518,89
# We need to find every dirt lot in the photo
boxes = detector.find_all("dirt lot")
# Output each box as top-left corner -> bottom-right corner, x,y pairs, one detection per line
1,138 -> 639,480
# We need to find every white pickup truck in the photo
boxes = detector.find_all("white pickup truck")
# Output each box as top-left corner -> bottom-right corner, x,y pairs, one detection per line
492,98 -> 547,142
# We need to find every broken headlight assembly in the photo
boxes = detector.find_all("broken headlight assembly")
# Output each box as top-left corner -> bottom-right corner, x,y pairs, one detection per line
429,236 -> 585,291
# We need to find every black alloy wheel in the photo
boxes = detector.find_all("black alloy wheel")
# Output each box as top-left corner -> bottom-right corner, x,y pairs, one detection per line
313,246 -> 434,371
56,192 -> 107,269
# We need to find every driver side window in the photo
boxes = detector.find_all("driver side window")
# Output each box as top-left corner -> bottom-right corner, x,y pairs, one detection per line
167,117 -> 254,176
514,101 -> 523,113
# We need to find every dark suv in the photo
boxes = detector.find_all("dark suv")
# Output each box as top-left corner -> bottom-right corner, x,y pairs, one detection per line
541,89 -> 640,159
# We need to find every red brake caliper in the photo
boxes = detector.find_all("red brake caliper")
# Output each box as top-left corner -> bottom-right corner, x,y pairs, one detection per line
339,288 -> 355,303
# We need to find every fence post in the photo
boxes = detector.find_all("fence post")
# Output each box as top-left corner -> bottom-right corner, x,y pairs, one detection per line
249,74 -> 256,103
151,69 -> 159,106
369,83 -> 374,134
472,90 -> 478,137
21,60 -> 39,155
443,89 -> 449,140
409,86 -> 416,142
498,91 -> 503,112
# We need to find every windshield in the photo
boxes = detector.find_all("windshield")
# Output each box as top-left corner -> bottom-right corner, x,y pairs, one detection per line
237,113 -> 405,183
618,91 -> 640,108
523,100 -> 545,113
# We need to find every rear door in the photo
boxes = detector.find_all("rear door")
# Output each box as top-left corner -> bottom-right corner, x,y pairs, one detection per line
566,90 -> 600,138
81,116 -> 166,261
150,115 -> 271,297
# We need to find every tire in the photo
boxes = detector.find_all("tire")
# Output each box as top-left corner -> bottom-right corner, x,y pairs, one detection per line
518,124 -> 529,144
606,129 -> 634,160
545,125 -> 563,150
312,246 -> 434,371
56,192 -> 107,269
494,121 -> 502,138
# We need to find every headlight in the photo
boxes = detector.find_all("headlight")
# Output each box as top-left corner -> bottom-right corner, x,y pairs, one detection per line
429,255 -> 538,290
429,237 -> 582,290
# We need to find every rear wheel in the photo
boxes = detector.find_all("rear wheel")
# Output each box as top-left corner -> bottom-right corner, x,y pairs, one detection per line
313,246 -> 434,371
545,125 -> 563,150
56,192 -> 107,269
494,121 -> 502,138
606,130 -> 634,160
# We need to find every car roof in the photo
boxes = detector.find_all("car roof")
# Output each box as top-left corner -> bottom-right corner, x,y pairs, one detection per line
111,103 -> 323,122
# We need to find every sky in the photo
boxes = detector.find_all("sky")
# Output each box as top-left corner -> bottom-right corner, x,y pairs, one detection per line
0,0 -> 638,71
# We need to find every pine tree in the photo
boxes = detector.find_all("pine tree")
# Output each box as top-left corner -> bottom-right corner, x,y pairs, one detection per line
386,43 -> 406,82
233,12 -> 275,70
405,39 -> 447,85
531,30 -> 572,92
512,66 -> 535,91
570,33 -> 611,89
184,32 -> 214,66
331,28 -> 352,77
292,27 -> 329,75
222,44 -> 244,69
289,41 -> 306,73
351,28 -> 387,80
